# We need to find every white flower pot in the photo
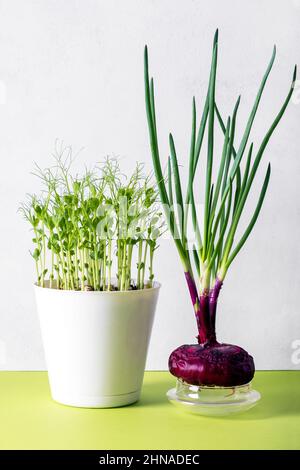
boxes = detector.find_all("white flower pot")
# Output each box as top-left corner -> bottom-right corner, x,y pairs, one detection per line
34,282 -> 160,408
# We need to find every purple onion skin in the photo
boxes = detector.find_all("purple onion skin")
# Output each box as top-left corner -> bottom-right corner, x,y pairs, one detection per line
169,342 -> 255,387
178,273 -> 255,386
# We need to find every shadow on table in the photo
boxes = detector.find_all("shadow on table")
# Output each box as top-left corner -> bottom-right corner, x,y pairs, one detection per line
216,387 -> 300,421
134,377 -> 171,408
134,375 -> 300,420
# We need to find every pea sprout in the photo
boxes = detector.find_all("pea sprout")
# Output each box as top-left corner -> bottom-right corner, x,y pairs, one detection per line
20,147 -> 164,291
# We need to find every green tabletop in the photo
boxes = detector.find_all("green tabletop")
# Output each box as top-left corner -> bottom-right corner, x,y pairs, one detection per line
0,371 -> 299,450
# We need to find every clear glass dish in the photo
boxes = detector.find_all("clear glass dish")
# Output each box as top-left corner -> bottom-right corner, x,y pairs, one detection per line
167,379 -> 260,416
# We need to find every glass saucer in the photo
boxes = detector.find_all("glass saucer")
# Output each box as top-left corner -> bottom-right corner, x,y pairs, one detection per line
167,379 -> 260,416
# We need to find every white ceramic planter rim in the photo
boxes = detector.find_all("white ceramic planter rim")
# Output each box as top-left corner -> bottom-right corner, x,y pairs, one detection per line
35,280 -> 161,294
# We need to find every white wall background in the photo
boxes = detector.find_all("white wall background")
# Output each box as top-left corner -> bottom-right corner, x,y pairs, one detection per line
0,0 -> 299,370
